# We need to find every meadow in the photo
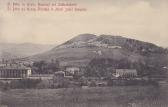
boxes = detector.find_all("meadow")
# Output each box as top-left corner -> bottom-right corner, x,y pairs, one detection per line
0,86 -> 168,107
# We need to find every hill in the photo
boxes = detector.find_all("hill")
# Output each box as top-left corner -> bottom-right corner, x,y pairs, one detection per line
29,34 -> 168,70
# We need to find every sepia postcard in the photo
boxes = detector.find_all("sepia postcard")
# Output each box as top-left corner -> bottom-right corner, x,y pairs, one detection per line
0,0 -> 168,107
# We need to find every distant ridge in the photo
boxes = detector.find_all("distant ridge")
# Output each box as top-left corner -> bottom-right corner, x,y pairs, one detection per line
0,43 -> 56,60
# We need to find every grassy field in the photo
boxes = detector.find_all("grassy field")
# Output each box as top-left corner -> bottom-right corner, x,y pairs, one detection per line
0,86 -> 168,107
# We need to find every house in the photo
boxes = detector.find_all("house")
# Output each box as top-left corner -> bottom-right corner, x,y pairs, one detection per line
65,67 -> 80,75
0,66 -> 31,79
115,69 -> 137,78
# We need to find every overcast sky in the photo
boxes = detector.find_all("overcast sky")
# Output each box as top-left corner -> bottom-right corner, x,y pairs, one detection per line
0,0 -> 168,46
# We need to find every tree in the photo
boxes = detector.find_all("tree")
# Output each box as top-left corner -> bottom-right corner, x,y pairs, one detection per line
33,60 -> 60,74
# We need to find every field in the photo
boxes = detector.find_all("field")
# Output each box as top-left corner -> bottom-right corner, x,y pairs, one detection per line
0,86 -> 168,107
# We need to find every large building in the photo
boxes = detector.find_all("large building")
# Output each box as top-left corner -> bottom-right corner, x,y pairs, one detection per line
0,66 -> 31,79
115,69 -> 137,78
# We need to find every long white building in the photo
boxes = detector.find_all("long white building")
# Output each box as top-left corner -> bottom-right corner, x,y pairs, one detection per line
0,66 -> 31,79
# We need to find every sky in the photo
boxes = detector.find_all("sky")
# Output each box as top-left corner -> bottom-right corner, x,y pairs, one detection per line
0,0 -> 168,46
